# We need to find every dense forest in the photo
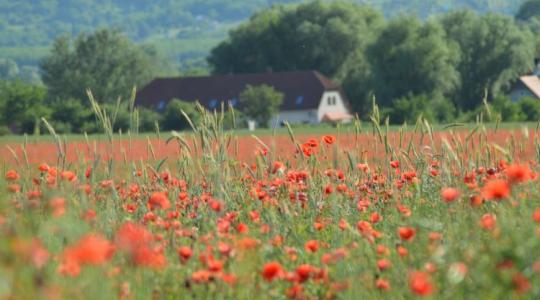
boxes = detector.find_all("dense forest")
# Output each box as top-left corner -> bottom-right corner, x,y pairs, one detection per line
0,0 -> 528,73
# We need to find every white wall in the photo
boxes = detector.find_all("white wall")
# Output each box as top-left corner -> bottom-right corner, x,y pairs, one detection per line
268,109 -> 318,127
317,91 -> 350,121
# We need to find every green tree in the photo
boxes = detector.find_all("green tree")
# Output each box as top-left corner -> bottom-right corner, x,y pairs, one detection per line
0,59 -> 19,80
208,1 -> 383,79
239,84 -> 283,128
518,97 -> 540,121
0,80 -> 49,134
162,99 -> 200,131
489,95 -> 525,122
516,0 -> 540,21
41,29 -> 158,104
438,11 -> 535,110
367,16 -> 460,108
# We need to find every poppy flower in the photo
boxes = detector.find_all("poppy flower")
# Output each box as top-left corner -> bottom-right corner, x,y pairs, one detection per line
505,164 -> 532,184
322,135 -> 336,145
481,179 -> 510,200
377,259 -> 391,271
409,271 -> 434,296
512,272 -> 530,294
59,234 -> 115,276
479,214 -> 496,230
398,227 -> 416,241
177,246 -> 193,262
441,188 -> 460,203
5,170 -> 20,181
533,209 -> 540,223
148,192 -> 171,210
262,262 -> 283,281
38,163 -> 49,172
305,240 -> 319,253
295,264 -> 312,283
376,278 -> 391,290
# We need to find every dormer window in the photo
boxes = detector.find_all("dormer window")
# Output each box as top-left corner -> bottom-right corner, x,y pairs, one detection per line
295,96 -> 304,105
157,100 -> 166,111
209,99 -> 218,109
327,96 -> 337,106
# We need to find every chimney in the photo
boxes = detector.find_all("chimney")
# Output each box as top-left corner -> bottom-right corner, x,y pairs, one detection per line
535,58 -> 540,76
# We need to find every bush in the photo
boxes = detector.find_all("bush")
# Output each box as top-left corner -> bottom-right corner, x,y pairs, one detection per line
138,107 -> 161,133
518,97 -> 540,121
490,95 -> 525,122
0,125 -> 11,136
385,94 -> 435,124
162,99 -> 201,131
50,98 -> 94,133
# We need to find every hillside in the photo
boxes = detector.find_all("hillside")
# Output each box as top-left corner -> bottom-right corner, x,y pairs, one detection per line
0,0 -> 526,71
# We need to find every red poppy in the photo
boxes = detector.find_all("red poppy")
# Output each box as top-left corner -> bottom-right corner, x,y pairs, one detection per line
177,246 -> 193,263
481,179 -> 510,200
322,135 -> 336,145
376,278 -> 391,290
505,164 -> 532,184
479,213 -> 496,230
305,240 -> 319,253
398,227 -> 416,241
262,262 -> 283,281
148,192 -> 171,210
377,259 -> 391,271
409,271 -> 434,296
295,264 -> 312,283
441,187 -> 460,203
5,170 -> 20,181
533,209 -> 540,223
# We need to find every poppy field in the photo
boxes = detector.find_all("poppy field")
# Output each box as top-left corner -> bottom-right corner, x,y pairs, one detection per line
1,111 -> 540,299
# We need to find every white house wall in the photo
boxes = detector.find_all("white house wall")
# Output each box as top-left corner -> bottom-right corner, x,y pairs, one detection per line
268,109 -> 319,127
317,91 -> 349,121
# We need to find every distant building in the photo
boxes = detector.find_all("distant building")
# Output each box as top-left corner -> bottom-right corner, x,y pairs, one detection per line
509,76 -> 540,102
137,70 -> 353,126
509,59 -> 540,102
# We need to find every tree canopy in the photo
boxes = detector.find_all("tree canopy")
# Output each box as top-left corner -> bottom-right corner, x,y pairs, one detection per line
439,11 -> 535,110
209,1 -> 383,78
41,29 -> 159,104
239,84 -> 284,128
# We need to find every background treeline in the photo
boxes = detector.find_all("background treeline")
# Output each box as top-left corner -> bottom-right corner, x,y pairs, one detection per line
2,0 -> 540,134
0,0 -> 529,73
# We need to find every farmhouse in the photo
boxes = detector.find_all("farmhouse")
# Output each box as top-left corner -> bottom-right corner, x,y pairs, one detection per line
509,59 -> 540,102
509,75 -> 540,102
137,70 -> 353,126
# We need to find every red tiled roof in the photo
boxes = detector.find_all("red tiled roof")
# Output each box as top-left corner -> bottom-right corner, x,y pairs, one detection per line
136,70 -> 346,111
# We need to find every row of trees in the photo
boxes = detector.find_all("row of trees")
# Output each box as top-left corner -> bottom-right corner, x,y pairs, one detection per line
209,1 -> 540,121
0,26 -> 285,134
4,1 -> 540,134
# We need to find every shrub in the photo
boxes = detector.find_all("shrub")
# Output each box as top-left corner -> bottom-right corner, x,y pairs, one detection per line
162,99 -> 201,131
518,97 -> 540,121
385,94 -> 435,124
489,95 -> 525,122
137,107 -> 161,133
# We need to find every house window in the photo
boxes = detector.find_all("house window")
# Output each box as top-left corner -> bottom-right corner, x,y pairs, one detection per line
295,96 -> 304,105
209,99 -> 218,109
327,96 -> 337,106
156,100 -> 166,111
229,98 -> 238,107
